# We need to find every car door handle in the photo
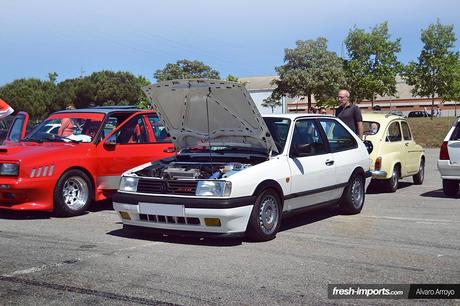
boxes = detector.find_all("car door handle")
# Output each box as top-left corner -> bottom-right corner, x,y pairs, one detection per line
325,160 -> 334,166
405,142 -> 409,146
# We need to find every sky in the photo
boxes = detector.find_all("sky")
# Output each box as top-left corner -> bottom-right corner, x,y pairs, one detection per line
1,0 -> 460,86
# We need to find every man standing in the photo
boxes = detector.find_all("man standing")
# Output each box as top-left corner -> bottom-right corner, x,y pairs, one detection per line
335,89 -> 363,139
0,98 -> 14,119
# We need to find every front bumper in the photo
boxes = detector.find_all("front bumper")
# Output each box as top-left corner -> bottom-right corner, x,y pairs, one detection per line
437,160 -> 460,179
0,177 -> 55,211
113,192 -> 256,234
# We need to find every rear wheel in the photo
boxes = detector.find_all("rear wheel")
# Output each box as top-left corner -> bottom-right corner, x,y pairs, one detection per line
442,179 -> 459,197
385,166 -> 399,193
412,159 -> 425,185
246,189 -> 282,241
339,173 -> 365,214
54,169 -> 93,216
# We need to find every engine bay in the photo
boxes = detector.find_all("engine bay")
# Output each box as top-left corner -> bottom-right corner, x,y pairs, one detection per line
135,161 -> 254,180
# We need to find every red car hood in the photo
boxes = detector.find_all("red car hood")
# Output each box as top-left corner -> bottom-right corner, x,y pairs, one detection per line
0,142 -> 90,161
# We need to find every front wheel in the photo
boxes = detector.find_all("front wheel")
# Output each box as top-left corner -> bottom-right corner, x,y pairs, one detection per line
442,179 -> 459,197
54,169 -> 93,216
339,174 -> 365,214
246,189 -> 282,242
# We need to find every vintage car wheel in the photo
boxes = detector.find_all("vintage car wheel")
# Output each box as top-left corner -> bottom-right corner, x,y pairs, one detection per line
385,166 -> 399,193
339,173 -> 365,214
442,179 -> 459,197
54,169 -> 94,216
246,189 -> 282,241
412,159 -> 425,185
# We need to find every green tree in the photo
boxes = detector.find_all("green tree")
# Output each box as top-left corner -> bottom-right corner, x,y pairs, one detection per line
261,96 -> 282,113
154,59 -> 220,81
0,78 -> 56,120
271,38 -> 346,111
136,75 -> 152,109
403,20 -> 460,119
73,71 -> 143,108
344,22 -> 402,105
443,60 -> 460,116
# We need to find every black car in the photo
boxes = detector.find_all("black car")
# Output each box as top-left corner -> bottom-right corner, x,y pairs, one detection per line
408,111 -> 430,118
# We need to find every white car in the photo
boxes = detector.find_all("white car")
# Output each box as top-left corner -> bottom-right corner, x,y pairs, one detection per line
437,117 -> 460,196
113,80 -> 371,241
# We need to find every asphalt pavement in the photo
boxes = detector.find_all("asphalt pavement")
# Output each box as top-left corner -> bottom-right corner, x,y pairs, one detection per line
0,149 -> 459,306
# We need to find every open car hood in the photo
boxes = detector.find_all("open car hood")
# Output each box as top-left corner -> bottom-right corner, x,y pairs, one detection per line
144,79 -> 278,154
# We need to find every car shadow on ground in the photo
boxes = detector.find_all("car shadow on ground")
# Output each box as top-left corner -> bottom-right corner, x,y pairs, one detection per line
88,199 -> 114,213
107,225 -> 244,247
0,210 -> 52,220
366,181 -> 413,194
279,206 -> 339,233
420,188 -> 458,199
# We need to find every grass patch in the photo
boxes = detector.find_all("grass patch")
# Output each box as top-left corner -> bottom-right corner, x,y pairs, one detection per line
407,117 -> 457,148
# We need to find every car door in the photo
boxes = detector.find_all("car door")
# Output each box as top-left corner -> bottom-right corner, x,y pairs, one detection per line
285,118 -> 336,212
318,118 -> 360,190
400,120 -> 419,174
3,111 -> 30,145
384,121 -> 407,176
95,112 -> 174,190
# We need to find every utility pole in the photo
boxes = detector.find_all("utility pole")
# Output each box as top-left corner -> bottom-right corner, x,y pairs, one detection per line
80,67 -> 85,78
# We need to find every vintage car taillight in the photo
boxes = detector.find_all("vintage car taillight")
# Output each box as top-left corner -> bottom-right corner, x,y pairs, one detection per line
439,141 -> 450,160
375,157 -> 382,171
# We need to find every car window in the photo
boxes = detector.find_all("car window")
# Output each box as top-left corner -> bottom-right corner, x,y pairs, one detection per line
363,121 -> 380,135
8,116 -> 26,142
147,114 -> 171,143
318,118 -> 357,152
263,117 -> 291,153
450,122 -> 460,141
386,121 -> 402,142
114,115 -> 148,144
290,119 -> 327,157
400,121 -> 412,141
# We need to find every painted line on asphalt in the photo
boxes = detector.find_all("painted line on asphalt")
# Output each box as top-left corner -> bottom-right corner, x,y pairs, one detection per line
1,242 -> 159,278
359,215 -> 460,224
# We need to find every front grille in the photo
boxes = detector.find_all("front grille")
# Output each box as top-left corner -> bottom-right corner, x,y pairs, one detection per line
139,214 -> 200,225
137,179 -> 197,195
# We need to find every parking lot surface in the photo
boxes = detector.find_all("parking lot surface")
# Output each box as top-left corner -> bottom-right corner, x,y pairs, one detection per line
0,149 -> 459,305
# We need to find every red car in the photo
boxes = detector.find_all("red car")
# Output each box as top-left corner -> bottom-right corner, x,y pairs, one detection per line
0,106 -> 174,216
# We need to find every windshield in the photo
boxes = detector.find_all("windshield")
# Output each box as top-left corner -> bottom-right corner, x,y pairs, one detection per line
25,113 -> 105,143
363,121 -> 380,135
263,117 -> 291,153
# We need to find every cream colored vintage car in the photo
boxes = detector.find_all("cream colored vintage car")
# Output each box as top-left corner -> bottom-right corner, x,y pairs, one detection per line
362,113 -> 425,192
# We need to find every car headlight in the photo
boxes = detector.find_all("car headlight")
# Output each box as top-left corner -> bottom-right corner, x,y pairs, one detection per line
0,163 -> 19,176
119,177 -> 139,192
196,180 -> 231,197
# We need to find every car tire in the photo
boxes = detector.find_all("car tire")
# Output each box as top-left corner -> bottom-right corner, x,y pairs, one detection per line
246,188 -> 282,242
339,173 -> 365,214
442,179 -> 459,197
412,159 -> 425,185
385,166 -> 399,193
54,169 -> 93,217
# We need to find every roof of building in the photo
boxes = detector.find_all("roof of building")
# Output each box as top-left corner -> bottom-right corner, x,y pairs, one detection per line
239,76 -> 278,91
239,75 -> 433,102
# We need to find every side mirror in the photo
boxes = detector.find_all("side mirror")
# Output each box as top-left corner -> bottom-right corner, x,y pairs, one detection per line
363,140 -> 373,154
104,135 -> 117,147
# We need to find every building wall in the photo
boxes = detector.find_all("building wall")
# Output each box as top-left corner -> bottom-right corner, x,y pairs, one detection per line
248,91 -> 284,114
